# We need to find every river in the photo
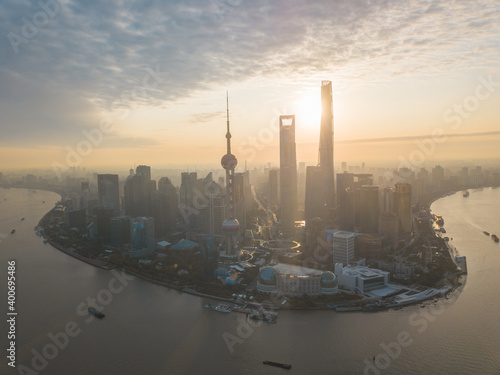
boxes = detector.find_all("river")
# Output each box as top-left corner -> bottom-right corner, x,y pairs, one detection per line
0,187 -> 499,374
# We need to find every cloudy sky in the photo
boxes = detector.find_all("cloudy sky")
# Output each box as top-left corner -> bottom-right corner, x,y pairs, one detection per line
1,0 -> 499,171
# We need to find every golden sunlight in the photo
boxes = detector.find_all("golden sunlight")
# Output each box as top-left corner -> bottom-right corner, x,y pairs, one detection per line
294,94 -> 321,129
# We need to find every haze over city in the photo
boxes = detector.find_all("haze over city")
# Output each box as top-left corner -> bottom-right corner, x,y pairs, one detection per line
1,0 -> 500,171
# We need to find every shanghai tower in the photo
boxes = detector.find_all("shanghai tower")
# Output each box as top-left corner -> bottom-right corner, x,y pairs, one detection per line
319,81 -> 335,224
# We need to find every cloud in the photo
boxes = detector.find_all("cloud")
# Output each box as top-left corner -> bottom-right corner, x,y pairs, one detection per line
0,0 -> 499,148
337,131 -> 500,145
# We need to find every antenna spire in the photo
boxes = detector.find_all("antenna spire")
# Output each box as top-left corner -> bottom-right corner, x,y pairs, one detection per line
226,90 -> 231,154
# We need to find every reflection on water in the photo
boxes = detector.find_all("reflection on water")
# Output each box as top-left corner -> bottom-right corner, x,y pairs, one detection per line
0,188 -> 499,374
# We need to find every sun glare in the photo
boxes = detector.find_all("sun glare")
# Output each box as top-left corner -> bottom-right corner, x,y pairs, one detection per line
294,94 -> 321,129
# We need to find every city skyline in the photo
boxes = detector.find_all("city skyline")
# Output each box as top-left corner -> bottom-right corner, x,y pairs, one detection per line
1,1 -> 500,170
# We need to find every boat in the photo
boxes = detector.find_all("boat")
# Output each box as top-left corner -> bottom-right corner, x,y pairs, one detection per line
463,191 -> 469,197
440,228 -> 446,233
492,234 -> 499,243
21,217 -> 25,221
88,307 -> 105,319
43,238 -> 48,243
263,361 -> 291,370
10,229 -> 15,234
484,231 -> 490,236
435,216 -> 444,226
204,304 -> 232,313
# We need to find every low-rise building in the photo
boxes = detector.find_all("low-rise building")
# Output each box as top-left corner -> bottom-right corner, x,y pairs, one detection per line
257,263 -> 338,296
334,263 -> 389,293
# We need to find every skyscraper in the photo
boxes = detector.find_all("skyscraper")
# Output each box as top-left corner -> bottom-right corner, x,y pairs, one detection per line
359,185 -> 380,233
268,169 -> 279,207
319,81 -> 335,222
218,93 -> 240,261
233,172 -> 247,232
336,172 -> 355,229
179,172 -> 198,229
129,216 -> 155,257
305,165 -> 325,226
279,115 -> 297,238
124,166 -> 154,217
200,181 -> 225,236
97,174 -> 120,215
394,183 -> 412,234
332,231 -> 356,266
304,81 -> 335,227
152,177 -> 179,236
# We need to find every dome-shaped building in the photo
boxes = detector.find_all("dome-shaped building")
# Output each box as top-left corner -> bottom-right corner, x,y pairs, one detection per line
222,218 -> 240,232
257,266 -> 279,293
320,271 -> 338,295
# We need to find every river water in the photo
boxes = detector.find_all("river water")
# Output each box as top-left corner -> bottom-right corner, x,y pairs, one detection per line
1,187 -> 499,375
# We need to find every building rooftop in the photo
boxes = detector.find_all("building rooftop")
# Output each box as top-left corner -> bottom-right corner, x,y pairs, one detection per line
274,263 -> 323,277
340,265 -> 389,279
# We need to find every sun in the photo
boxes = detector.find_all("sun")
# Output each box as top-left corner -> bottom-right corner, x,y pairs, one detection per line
294,94 -> 321,129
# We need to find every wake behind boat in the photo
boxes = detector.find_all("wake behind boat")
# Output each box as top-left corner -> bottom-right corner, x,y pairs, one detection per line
263,360 -> 291,369
88,307 -> 105,319
204,304 -> 232,313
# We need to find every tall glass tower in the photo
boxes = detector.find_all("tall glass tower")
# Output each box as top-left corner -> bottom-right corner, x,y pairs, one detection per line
319,81 -> 335,224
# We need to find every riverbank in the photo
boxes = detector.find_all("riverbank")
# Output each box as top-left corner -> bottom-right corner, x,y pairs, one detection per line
35,188 -> 468,312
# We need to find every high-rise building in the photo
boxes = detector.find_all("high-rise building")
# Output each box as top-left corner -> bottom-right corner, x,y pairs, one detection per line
81,181 -> 90,209
110,216 -> 131,246
218,93 -> 240,261
234,172 -> 246,232
179,172 -> 198,229
152,177 -> 178,236
124,166 -> 154,217
279,115 -> 297,238
200,181 -> 225,236
305,165 -> 325,226
460,167 -> 469,187
97,174 -> 120,215
359,185 -> 380,233
394,183 -> 412,234
297,162 -> 306,211
94,206 -> 114,239
268,169 -> 279,207
431,165 -> 444,189
129,217 -> 155,257
337,172 -> 355,229
67,208 -> 87,229
340,187 -> 356,231
470,166 -> 483,187
304,81 -> 335,228
332,231 -> 356,265
318,81 -> 335,223
378,211 -> 399,249
382,187 -> 394,213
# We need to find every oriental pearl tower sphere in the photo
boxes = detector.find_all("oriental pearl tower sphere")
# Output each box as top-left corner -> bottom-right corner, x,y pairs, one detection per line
218,93 -> 240,261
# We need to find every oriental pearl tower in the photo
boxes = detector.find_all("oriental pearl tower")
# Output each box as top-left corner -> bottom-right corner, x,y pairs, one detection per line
218,92 -> 240,261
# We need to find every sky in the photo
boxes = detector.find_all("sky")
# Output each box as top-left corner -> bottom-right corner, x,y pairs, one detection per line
1,0 -> 499,173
